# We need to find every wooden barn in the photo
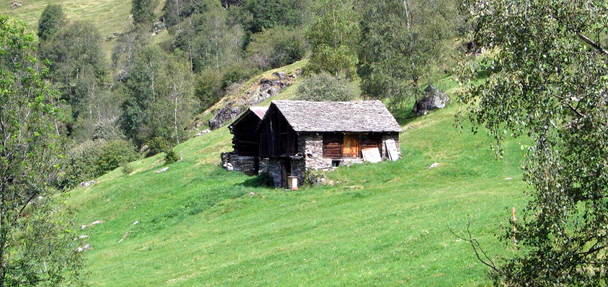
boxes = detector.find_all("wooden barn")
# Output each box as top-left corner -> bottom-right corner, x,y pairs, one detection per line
222,100 -> 402,188
221,107 -> 268,175
257,100 -> 402,188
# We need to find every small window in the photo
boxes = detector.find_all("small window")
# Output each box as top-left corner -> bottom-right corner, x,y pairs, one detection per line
332,160 -> 341,167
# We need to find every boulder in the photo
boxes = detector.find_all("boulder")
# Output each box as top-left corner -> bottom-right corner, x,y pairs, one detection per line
413,85 -> 450,115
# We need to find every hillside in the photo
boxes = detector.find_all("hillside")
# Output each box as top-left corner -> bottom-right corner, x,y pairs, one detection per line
0,0 -> 166,58
67,91 -> 529,286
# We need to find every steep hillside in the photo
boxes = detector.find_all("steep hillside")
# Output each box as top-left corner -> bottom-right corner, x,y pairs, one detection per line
67,92 -> 529,286
0,0 -> 165,57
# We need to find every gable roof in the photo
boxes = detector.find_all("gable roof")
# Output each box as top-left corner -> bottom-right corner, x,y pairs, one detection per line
269,100 -> 402,133
228,107 -> 268,131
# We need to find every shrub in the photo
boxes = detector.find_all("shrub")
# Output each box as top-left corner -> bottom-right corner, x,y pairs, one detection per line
59,139 -> 139,189
121,162 -> 134,175
145,137 -> 171,157
296,72 -> 361,101
96,140 -> 141,175
164,149 -> 180,165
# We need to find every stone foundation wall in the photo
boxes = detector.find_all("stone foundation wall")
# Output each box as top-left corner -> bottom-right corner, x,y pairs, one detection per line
220,152 -> 258,175
266,158 -> 283,188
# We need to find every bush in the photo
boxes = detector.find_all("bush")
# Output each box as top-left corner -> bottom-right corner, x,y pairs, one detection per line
296,72 -> 361,101
59,139 -> 139,189
145,137 -> 171,157
96,140 -> 141,175
121,162 -> 135,175
164,149 -> 180,165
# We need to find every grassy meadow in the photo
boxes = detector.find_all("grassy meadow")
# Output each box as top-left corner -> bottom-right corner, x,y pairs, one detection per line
66,101 -> 529,286
1,0 -> 138,58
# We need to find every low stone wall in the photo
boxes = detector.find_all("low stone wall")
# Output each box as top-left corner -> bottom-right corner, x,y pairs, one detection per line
220,152 -> 257,175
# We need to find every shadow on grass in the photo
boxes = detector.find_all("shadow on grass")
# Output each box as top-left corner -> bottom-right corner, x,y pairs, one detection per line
238,172 -> 274,188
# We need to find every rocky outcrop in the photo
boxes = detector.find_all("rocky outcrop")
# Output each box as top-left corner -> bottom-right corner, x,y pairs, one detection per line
413,85 -> 450,115
207,69 -> 301,130
209,104 -> 245,130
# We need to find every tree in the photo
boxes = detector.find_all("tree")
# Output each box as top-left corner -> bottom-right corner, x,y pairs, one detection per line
0,15 -> 84,286
119,46 -> 196,148
172,6 -> 244,73
37,4 -> 67,41
39,21 -> 107,116
296,72 -> 360,101
132,0 -> 158,26
306,0 -> 360,79
459,0 -> 608,285
357,0 -> 460,100
243,0 -> 312,34
119,45 -> 167,145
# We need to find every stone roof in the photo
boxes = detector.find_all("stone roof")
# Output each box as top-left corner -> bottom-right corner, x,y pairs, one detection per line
228,107 -> 268,130
270,100 -> 402,133
250,107 -> 268,119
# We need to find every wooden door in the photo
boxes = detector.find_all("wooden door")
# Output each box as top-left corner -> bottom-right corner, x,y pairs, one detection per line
323,133 -> 343,158
342,134 -> 360,158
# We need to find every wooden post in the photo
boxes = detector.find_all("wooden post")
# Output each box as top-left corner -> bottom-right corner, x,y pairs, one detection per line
512,207 -> 518,245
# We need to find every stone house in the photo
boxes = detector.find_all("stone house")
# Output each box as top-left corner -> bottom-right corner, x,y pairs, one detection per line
223,100 -> 402,188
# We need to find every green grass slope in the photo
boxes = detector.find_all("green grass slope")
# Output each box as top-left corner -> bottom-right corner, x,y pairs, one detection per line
67,101 -> 529,286
0,0 -> 149,58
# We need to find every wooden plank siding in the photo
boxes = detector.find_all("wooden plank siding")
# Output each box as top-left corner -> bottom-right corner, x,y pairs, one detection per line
323,133 -> 343,158
259,108 -> 298,158
323,133 -> 382,159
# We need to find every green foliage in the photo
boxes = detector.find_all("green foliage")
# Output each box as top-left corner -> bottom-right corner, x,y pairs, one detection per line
145,136 -> 171,157
37,4 -> 67,41
195,68 -> 224,111
111,28 -> 151,81
164,149 -> 180,165
120,46 -> 196,147
357,0 -> 460,100
0,15 -> 84,285
62,139 -> 140,187
296,72 -> 360,101
172,7 -> 245,73
119,45 -> 167,145
132,0 -> 158,26
306,0 -> 360,79
242,0 -> 312,34
246,26 -> 308,70
96,140 -> 141,175
121,162 -> 135,175
162,0 -> 222,28
459,0 -> 608,285
39,20 -> 107,119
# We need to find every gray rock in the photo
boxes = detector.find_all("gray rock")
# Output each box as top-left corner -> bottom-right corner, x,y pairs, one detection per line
209,105 -> 245,130
80,180 -> 96,187
197,129 -> 211,136
273,71 -> 286,80
155,167 -> 169,173
413,85 -> 450,115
